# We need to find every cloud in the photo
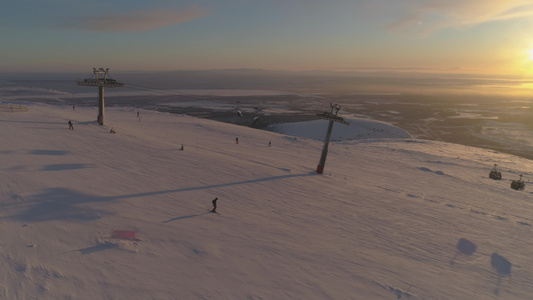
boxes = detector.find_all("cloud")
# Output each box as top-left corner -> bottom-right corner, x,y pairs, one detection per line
71,6 -> 211,33
387,1 -> 533,36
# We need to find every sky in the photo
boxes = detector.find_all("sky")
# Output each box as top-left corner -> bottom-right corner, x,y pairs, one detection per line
2,0 -> 533,76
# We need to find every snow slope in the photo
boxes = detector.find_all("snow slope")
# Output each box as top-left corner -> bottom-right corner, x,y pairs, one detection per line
1,104 -> 533,299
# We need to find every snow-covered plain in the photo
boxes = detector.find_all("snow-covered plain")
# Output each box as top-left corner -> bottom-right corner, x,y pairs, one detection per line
1,103 -> 533,299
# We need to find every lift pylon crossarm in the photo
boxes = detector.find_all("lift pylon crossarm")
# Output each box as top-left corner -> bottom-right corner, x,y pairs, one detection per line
77,67 -> 124,88
317,112 -> 350,125
77,78 -> 124,88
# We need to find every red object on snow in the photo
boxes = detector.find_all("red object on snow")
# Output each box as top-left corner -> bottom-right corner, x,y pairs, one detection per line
111,230 -> 137,240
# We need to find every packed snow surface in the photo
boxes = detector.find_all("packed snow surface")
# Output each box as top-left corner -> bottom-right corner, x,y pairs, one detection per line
1,104 -> 533,299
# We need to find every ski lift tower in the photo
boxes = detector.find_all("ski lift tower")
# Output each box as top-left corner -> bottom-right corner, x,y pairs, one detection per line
316,103 -> 349,174
77,68 -> 124,125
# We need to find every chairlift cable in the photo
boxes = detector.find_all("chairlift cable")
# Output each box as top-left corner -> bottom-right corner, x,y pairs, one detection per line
347,119 -> 407,139
122,82 -> 208,101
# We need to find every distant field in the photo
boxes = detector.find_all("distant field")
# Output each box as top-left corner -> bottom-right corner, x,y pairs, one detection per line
2,72 -> 533,160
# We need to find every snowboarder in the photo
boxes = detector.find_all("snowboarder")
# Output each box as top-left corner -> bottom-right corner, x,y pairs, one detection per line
68,120 -> 73,130
211,197 -> 218,213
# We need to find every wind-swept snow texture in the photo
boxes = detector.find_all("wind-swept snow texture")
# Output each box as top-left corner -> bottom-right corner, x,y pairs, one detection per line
1,104 -> 533,299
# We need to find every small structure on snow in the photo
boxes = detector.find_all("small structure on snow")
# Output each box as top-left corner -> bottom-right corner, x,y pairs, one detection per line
489,164 -> 502,180
511,174 -> 525,191
111,230 -> 140,241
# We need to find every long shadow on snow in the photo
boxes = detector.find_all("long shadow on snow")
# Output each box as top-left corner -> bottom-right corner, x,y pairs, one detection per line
78,243 -> 118,255
9,172 -> 315,223
41,163 -> 94,171
162,212 -> 210,223
0,119 -> 65,125
30,150 -> 69,156
109,171 -> 317,201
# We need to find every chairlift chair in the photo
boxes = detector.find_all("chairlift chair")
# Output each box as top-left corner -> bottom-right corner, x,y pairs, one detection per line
489,164 -> 502,180
511,174 -> 525,191
236,101 -> 243,118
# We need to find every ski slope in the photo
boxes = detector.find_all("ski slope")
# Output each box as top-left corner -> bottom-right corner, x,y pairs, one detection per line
0,103 -> 532,299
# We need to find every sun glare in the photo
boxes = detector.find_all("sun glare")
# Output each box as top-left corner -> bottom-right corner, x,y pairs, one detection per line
529,48 -> 533,60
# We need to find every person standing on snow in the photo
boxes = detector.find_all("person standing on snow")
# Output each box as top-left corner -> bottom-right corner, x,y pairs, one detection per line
68,120 -> 73,130
211,198 -> 218,213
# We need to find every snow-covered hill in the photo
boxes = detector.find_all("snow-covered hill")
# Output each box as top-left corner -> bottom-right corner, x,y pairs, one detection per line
1,103 -> 532,299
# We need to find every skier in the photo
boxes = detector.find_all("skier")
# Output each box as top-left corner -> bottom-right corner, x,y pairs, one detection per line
211,197 -> 218,213
68,120 -> 73,130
